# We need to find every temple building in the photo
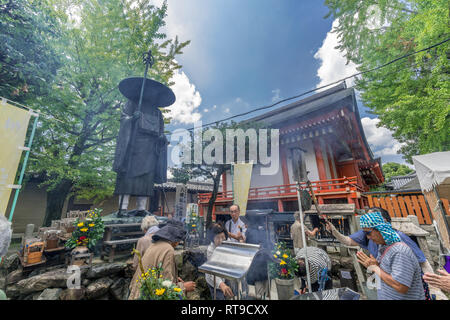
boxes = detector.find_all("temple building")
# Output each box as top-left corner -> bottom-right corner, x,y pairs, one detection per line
198,82 -> 385,219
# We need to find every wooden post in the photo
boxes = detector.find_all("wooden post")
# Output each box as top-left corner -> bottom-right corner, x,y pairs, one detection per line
277,200 -> 283,212
424,190 -> 450,251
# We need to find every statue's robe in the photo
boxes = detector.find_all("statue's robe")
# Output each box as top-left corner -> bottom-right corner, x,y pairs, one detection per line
113,101 -> 167,196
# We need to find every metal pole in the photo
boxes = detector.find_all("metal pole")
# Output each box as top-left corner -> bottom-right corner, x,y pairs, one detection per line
8,111 -> 40,222
296,181 -> 312,293
213,274 -> 217,300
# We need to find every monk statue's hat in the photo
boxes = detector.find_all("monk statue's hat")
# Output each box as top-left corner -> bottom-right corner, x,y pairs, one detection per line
118,77 -> 175,108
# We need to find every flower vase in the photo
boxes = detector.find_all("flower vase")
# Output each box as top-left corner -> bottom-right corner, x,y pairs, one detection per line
275,278 -> 295,300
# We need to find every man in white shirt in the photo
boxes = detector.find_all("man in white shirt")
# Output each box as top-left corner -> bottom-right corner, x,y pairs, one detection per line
225,204 -> 247,243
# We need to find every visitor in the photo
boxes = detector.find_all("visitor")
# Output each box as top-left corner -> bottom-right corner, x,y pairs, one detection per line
423,269 -> 450,293
225,204 -> 246,243
132,215 -> 160,270
357,211 -> 425,300
325,206 -> 444,299
128,224 -> 196,299
295,246 -> 333,293
205,223 -> 234,299
305,214 -> 320,238
245,212 -> 272,299
290,212 -> 315,255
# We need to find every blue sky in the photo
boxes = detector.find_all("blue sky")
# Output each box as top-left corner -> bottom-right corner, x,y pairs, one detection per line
154,0 -> 407,165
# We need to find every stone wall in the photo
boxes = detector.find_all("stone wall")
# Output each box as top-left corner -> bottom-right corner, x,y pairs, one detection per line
1,248 -> 211,300
421,225 -> 442,268
1,256 -> 133,300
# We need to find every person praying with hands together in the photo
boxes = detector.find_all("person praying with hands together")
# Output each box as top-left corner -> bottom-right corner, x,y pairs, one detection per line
356,212 -> 425,300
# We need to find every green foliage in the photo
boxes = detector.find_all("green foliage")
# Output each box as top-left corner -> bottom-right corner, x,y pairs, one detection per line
65,208 -> 105,250
0,0 -> 62,101
382,162 -> 414,182
179,120 -> 269,227
324,0 -> 450,162
268,241 -> 298,280
7,0 -> 190,222
170,167 -> 191,184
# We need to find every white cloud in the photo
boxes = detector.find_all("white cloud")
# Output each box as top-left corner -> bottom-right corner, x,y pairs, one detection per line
166,69 -> 202,124
224,108 -> 230,113
361,117 -> 405,158
271,89 -> 281,102
314,20 -> 358,90
203,108 -> 209,113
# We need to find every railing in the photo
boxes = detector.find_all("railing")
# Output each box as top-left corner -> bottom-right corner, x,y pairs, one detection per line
198,176 -> 361,203
365,191 -> 442,225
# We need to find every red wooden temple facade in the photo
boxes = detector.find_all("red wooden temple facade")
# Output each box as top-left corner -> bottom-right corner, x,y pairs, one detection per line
199,83 -> 385,220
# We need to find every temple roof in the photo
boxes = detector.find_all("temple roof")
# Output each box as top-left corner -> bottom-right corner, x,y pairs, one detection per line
244,82 -> 375,162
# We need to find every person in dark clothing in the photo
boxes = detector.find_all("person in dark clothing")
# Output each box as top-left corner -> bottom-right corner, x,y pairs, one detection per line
305,214 -> 321,238
245,214 -> 273,299
205,223 -> 234,299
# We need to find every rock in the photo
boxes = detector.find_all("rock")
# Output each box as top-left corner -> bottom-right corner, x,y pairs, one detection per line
37,288 -> 62,300
6,269 -> 25,285
123,262 -> 135,278
23,292 -> 41,300
2,254 -> 19,272
86,263 -> 126,279
60,288 -> 86,300
5,284 -> 21,299
97,293 -> 111,300
86,277 -> 114,299
82,279 -> 91,287
109,278 -> 127,300
15,267 -> 86,295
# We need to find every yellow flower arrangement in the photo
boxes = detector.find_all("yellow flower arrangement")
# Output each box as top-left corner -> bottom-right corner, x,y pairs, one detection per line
89,223 -> 95,227
133,254 -> 185,300
80,228 -> 88,232
77,222 -> 84,227
155,288 -> 165,296
269,242 -> 298,280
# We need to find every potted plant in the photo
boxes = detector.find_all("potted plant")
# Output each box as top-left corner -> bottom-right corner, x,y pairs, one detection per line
133,249 -> 184,300
65,208 -> 105,265
268,241 -> 298,300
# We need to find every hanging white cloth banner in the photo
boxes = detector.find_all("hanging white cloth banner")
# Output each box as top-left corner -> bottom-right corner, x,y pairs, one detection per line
232,162 -> 253,215
0,100 -> 31,216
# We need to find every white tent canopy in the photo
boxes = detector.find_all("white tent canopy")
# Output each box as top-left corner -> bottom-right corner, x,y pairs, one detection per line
413,151 -> 450,199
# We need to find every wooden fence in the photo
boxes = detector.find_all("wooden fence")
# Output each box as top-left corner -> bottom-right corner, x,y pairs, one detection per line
366,192 -> 450,225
